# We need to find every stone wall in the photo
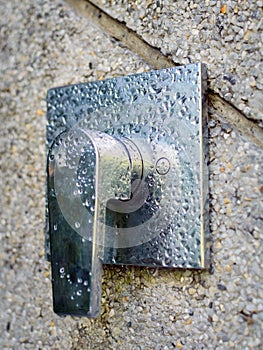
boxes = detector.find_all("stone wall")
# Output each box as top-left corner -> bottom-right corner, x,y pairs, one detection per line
0,1 -> 262,349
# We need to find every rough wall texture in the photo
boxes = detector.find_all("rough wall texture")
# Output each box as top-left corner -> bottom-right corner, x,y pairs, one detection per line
94,0 -> 263,126
0,1 -> 262,350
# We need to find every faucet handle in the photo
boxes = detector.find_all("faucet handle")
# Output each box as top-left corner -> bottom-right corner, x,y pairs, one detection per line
47,128 -> 144,316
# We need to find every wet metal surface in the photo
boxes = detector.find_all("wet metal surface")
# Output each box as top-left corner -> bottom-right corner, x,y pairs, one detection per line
46,63 -> 209,316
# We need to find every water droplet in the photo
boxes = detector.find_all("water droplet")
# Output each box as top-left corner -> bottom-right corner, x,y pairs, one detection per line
75,222 -> 80,229
77,277 -> 83,284
76,290 -> 82,296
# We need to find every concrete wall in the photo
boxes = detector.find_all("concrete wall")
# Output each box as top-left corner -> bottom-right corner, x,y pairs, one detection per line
0,0 -> 262,349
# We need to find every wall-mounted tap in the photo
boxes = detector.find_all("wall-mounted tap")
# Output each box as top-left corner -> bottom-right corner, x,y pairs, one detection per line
46,63 -> 209,317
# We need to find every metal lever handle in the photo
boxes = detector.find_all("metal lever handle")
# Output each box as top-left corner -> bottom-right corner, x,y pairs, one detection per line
48,128 -> 143,317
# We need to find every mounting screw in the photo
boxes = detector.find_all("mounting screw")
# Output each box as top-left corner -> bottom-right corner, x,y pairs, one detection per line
156,157 -> 170,175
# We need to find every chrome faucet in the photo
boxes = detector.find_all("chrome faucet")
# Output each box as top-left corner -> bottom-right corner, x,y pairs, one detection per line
46,63 -> 209,317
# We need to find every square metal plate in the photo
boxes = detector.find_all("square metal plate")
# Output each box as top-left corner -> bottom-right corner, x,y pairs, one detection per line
46,63 -> 209,270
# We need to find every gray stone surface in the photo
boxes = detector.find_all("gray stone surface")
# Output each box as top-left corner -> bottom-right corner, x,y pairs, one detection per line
0,0 -> 262,349
94,0 -> 263,126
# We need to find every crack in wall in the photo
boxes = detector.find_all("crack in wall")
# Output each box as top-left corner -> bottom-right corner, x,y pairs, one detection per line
65,0 -> 263,148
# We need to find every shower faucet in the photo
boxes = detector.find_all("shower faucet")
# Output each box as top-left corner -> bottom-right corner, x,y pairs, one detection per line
46,63 -> 209,317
